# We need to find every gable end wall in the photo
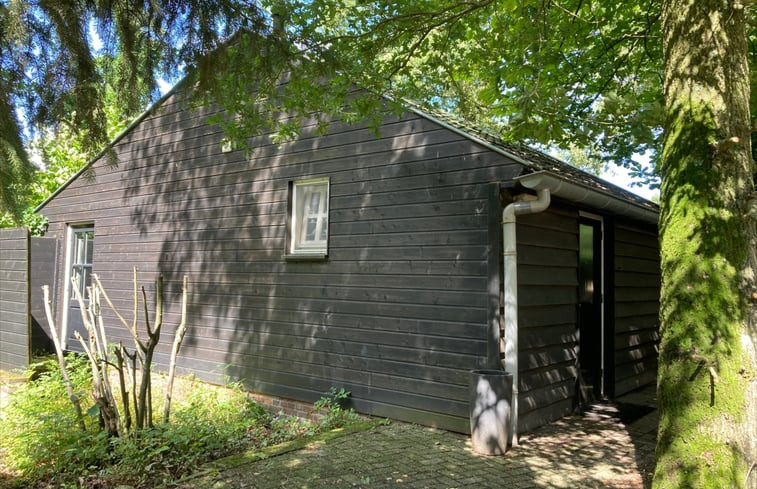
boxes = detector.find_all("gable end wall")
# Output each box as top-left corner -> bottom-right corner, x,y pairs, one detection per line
39,93 -> 524,433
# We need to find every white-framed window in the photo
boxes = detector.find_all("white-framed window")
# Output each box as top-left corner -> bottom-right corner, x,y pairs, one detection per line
70,226 -> 95,302
61,223 -> 94,349
290,178 -> 330,255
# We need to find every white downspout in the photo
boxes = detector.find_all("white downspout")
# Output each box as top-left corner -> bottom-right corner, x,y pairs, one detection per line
503,187 -> 551,447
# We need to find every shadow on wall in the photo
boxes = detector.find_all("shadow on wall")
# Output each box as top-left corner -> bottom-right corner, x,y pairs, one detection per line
117,90 -> 510,426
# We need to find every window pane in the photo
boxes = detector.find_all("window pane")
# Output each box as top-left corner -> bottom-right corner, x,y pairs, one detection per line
579,224 -> 594,303
75,234 -> 86,264
71,266 -> 82,300
82,266 -> 92,295
85,232 -> 94,264
319,216 -> 328,241
307,190 -> 321,213
305,218 -> 317,241
82,232 -> 95,264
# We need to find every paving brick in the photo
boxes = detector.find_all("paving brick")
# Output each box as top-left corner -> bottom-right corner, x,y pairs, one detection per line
176,398 -> 658,489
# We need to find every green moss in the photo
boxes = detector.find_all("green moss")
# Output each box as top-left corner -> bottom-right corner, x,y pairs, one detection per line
654,434 -> 747,488
655,97 -> 751,488
655,349 -> 748,488
171,421 -> 379,487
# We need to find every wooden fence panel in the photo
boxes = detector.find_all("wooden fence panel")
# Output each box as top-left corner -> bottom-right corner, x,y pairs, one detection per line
0,228 -> 30,372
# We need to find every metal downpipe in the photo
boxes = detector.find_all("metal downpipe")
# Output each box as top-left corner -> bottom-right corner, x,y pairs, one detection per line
502,188 -> 551,447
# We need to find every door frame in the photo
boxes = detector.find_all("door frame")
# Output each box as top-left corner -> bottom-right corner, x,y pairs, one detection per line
578,211 -> 606,400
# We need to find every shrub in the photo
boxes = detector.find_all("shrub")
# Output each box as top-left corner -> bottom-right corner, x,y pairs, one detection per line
101,381 -> 262,486
0,354 -> 101,483
312,387 -> 362,430
1,366 -> 362,488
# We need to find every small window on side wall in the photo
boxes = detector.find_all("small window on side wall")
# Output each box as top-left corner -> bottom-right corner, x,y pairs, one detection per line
289,178 -> 330,256
70,226 -> 95,302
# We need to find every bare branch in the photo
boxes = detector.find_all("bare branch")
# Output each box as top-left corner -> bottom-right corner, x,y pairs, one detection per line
163,276 -> 189,423
42,285 -> 86,432
94,273 -> 144,353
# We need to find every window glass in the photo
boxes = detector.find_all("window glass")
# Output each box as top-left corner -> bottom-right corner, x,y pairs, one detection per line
70,226 -> 94,301
75,233 -> 86,264
85,231 -> 94,264
291,179 -> 329,254
579,223 -> 594,303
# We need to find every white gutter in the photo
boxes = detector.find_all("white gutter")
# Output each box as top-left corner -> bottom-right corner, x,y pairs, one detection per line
516,171 -> 658,225
503,187 -> 551,447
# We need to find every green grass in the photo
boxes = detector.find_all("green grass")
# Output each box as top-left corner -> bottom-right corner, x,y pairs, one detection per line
0,355 -> 365,489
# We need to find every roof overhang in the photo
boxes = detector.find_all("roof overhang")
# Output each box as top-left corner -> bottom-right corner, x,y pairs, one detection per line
515,170 -> 659,225
404,104 -> 659,226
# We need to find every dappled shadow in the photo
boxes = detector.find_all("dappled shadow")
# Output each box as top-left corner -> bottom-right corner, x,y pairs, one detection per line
173,405 -> 656,489
110,84 -> 523,431
468,369 -> 512,456
582,392 -> 659,488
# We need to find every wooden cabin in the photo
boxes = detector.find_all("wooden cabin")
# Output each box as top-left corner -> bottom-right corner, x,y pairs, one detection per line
34,86 -> 660,434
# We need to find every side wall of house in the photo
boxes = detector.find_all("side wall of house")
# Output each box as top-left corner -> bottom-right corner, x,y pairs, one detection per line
612,220 -> 660,396
39,93 -> 523,433
515,206 -> 580,432
513,207 -> 660,431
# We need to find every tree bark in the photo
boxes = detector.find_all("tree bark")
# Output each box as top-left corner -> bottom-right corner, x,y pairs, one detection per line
656,0 -> 756,487
70,280 -> 120,437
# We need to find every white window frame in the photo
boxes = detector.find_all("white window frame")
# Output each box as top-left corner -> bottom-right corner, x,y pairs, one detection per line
290,178 -> 330,255
61,223 -> 94,349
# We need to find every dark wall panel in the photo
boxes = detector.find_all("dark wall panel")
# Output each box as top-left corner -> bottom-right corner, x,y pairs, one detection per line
514,206 -> 579,432
0,228 -> 29,372
613,221 -> 660,395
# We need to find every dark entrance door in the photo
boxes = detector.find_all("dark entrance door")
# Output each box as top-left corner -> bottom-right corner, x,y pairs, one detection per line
578,217 -> 603,404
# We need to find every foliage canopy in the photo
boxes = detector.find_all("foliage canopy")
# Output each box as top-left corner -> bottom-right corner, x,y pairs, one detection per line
3,0 -> 726,219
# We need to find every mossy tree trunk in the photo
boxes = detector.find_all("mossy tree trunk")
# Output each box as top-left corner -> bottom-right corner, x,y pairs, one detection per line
656,0 -> 757,487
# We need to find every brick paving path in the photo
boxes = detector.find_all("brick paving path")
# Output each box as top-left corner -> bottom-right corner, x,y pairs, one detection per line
179,403 -> 658,489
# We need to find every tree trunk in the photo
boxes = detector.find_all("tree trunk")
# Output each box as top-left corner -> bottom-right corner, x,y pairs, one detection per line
656,0 -> 757,488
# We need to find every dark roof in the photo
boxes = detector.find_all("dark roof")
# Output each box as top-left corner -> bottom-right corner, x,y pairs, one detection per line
404,102 -> 659,215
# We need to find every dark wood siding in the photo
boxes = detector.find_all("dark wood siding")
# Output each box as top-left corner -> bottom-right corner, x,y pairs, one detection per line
37,90 -> 661,433
515,205 -> 579,432
30,237 -> 58,354
0,228 -> 30,372
40,94 -> 524,432
613,221 -> 660,395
